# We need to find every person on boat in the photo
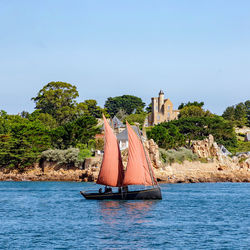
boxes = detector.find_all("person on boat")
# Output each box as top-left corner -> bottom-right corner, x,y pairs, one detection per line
122,186 -> 128,193
104,186 -> 112,193
99,188 -> 102,194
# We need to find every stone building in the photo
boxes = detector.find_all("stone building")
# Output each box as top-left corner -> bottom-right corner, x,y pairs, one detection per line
148,90 -> 179,126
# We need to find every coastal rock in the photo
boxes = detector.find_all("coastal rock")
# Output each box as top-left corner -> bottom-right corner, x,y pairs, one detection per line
191,134 -> 232,165
144,139 -> 163,169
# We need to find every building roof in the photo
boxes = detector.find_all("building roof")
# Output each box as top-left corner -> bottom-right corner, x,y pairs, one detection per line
101,116 -> 125,131
112,116 -> 125,128
116,125 -> 142,141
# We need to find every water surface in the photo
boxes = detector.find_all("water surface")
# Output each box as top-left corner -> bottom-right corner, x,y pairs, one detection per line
0,182 -> 249,249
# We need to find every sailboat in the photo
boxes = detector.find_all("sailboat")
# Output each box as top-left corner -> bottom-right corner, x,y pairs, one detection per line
80,115 -> 162,200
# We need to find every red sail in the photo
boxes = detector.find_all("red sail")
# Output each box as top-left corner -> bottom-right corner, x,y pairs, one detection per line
96,115 -> 124,187
123,122 -> 155,186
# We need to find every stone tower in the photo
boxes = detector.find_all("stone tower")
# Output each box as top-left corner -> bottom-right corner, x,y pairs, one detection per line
148,90 -> 180,126
158,90 -> 164,113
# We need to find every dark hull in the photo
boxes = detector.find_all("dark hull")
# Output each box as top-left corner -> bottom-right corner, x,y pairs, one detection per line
80,187 -> 162,200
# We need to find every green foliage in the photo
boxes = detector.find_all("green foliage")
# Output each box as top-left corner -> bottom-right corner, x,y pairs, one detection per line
77,99 -> 108,118
147,123 -> 185,149
26,111 -> 58,129
222,100 -> 249,127
51,115 -> 100,149
178,101 -> 204,110
222,106 -> 235,121
234,103 -> 247,127
105,95 -> 145,117
0,108 -> 100,169
0,110 -> 11,134
228,141 -> 250,155
32,81 -> 79,125
159,147 -> 198,164
0,134 -> 13,167
35,113 -> 58,129
76,143 -> 94,160
0,115 -> 51,169
245,100 -> 250,126
124,113 -> 147,126
178,105 -> 212,118
146,103 -> 152,113
147,116 -> 237,149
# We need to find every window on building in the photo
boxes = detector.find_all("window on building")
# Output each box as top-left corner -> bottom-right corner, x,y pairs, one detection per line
157,115 -> 160,121
168,105 -> 170,110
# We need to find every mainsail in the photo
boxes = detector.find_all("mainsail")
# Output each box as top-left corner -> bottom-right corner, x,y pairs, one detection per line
96,115 -> 124,187
123,122 -> 155,186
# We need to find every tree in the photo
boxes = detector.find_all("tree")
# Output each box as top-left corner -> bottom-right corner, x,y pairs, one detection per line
77,99 -> 107,118
178,101 -> 204,110
51,115 -> 100,149
147,116 -> 237,149
222,101 -> 249,127
104,95 -> 145,117
147,123 -> 185,149
32,81 -> 79,125
234,103 -> 247,127
178,106 -> 212,118
245,100 -> 250,126
222,106 -> 235,121
0,110 -> 11,134
146,103 -> 152,113
0,115 -> 51,169
26,110 -> 58,129
124,113 -> 147,126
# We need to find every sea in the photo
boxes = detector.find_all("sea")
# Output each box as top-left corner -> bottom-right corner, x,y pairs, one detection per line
0,182 -> 249,249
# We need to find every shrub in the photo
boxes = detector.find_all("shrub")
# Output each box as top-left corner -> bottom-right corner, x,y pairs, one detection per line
40,148 -> 91,168
228,141 -> 250,155
159,147 -> 198,164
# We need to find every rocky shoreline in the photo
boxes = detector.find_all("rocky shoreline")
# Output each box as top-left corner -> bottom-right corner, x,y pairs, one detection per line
1,135 -> 249,183
1,160 -> 249,184
0,159 -> 249,183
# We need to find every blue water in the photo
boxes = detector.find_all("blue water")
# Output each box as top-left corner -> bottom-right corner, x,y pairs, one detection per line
0,182 -> 249,249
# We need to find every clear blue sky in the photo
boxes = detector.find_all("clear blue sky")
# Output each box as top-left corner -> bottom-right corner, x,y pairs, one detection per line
0,0 -> 249,115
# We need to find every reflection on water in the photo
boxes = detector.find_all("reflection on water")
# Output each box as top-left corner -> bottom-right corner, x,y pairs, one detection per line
98,200 -> 158,225
96,200 -> 160,247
